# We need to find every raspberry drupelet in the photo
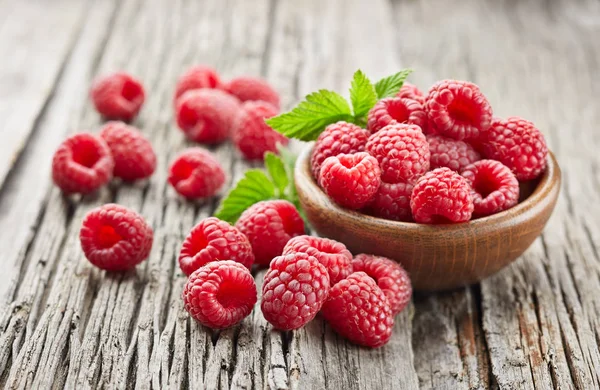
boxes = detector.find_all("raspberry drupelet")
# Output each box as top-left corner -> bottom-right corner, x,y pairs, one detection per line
367,97 -> 427,134
80,203 -> 153,271
168,148 -> 226,200
427,134 -> 481,172
183,260 -> 257,329
233,101 -> 288,160
365,180 -> 415,222
52,132 -> 114,194
90,72 -> 145,122
222,76 -> 280,110
461,160 -> 519,217
173,65 -> 221,106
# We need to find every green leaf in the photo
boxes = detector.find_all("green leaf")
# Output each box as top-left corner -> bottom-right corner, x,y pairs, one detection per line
214,170 -> 275,224
264,152 -> 288,197
374,69 -> 414,99
265,89 -> 353,141
349,70 -> 377,118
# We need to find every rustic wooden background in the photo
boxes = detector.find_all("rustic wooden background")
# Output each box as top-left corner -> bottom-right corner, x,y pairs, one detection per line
1,0 -> 599,389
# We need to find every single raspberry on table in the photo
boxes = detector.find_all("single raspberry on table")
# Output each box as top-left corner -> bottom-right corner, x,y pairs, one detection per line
481,117 -> 548,181
232,101 -> 288,160
183,260 -> 257,329
235,200 -> 305,266
461,159 -> 519,217
173,65 -> 221,106
310,121 -> 370,180
425,79 -> 492,141
52,133 -> 114,194
99,122 -> 156,181
178,217 -> 254,276
80,203 -> 153,271
90,72 -> 145,122
367,97 -> 427,134
282,235 -> 353,285
175,89 -> 240,144
410,167 -> 474,223
351,254 -> 412,315
222,76 -> 280,110
364,180 -> 414,222
319,152 -> 381,210
261,252 -> 330,330
168,148 -> 225,200
365,123 -> 430,183
427,134 -> 481,172
397,82 -> 425,103
321,272 -> 394,348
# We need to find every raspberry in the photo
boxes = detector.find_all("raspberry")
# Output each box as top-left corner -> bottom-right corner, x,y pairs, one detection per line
235,200 -> 305,266
397,82 -> 424,103
222,76 -> 280,109
461,160 -> 519,217
175,89 -> 240,144
319,152 -> 381,210
482,117 -> 548,180
52,133 -> 114,194
410,167 -> 474,223
365,123 -> 430,183
310,121 -> 370,180
90,72 -> 145,122
367,97 -> 427,134
99,122 -> 156,181
232,101 -> 288,160
261,252 -> 330,330
365,180 -> 414,222
321,272 -> 393,348
282,235 -> 352,285
427,134 -> 481,172
80,204 -> 153,271
183,260 -> 257,329
173,66 -> 221,106
178,217 -> 254,276
351,254 -> 412,315
168,148 -> 226,199
425,80 -> 492,141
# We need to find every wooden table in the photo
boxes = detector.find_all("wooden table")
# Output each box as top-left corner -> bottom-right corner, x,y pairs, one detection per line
1,0 -> 599,388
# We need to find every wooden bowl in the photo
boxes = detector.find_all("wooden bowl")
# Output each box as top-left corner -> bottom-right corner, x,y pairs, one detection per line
295,146 -> 561,291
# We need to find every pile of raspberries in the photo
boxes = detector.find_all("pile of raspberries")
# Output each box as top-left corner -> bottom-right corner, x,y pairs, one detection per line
313,80 -> 549,223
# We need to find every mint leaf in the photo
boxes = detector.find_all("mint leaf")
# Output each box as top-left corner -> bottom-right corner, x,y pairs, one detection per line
374,69 -> 414,99
264,152 -> 288,197
266,90 -> 353,141
349,70 -> 377,118
214,170 -> 275,224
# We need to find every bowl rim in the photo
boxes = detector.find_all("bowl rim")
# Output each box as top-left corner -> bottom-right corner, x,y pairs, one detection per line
295,145 -> 561,232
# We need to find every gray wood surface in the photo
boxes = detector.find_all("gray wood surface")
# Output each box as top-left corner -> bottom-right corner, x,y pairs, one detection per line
0,0 -> 599,388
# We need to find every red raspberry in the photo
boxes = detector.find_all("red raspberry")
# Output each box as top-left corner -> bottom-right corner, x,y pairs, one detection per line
222,76 -> 280,110
321,272 -> 393,348
80,204 -> 153,271
427,134 -> 481,172
319,152 -> 381,210
397,82 -> 424,103
183,260 -> 257,329
178,217 -> 254,276
425,80 -> 492,141
261,252 -> 330,330
367,97 -> 427,134
365,180 -> 414,222
461,160 -> 519,217
282,235 -> 352,285
173,66 -> 221,106
351,254 -> 412,315
168,148 -> 225,199
365,123 -> 430,183
310,121 -> 370,180
482,117 -> 548,180
232,101 -> 288,160
410,167 -> 474,223
235,200 -> 305,266
52,133 -> 114,194
90,72 -> 145,122
175,89 -> 240,144
99,122 -> 156,181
